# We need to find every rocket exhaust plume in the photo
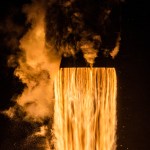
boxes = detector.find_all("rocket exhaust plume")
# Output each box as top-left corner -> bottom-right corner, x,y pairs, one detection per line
53,68 -> 117,150
47,0 -> 121,149
1,0 -> 121,149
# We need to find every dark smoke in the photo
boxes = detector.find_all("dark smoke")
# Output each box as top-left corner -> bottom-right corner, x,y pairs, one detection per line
45,0 -> 121,59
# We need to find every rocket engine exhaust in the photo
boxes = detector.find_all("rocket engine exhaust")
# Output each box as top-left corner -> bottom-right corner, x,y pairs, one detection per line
1,0 -> 122,149
51,1 -> 121,149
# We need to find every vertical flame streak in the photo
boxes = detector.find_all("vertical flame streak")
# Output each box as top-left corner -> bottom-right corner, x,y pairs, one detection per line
54,68 -> 117,150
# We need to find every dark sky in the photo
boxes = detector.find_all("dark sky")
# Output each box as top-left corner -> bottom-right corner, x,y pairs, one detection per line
0,0 -> 150,150
117,0 -> 150,149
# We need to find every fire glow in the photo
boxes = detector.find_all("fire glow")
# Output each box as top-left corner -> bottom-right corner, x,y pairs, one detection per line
2,0 -> 121,149
53,68 -> 117,150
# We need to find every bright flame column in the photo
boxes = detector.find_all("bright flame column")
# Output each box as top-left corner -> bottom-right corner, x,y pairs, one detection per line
53,68 -> 117,150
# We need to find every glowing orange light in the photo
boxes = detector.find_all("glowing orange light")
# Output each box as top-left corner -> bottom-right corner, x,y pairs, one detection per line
53,68 -> 117,150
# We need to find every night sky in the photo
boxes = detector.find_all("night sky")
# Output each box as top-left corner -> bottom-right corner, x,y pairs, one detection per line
117,0 -> 150,149
0,0 -> 150,150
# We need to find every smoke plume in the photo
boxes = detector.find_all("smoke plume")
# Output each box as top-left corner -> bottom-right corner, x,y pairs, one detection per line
0,0 -> 122,149
45,0 -> 121,66
4,0 -> 61,122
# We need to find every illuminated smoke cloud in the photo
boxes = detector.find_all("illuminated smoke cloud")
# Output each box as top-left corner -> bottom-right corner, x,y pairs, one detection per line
45,0 -> 121,66
1,1 -> 60,148
4,0 -> 61,123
